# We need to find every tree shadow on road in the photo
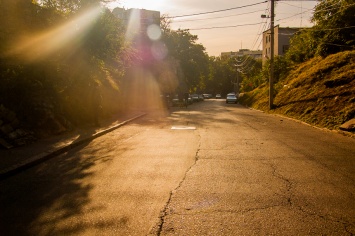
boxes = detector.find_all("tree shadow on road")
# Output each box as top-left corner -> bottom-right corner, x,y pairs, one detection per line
0,101 -> 250,235
0,128 -> 128,235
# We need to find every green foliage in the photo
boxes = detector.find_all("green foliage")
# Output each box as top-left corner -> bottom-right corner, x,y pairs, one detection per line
239,51 -> 355,130
253,56 -> 290,92
238,57 -> 263,92
207,56 -> 236,95
285,30 -> 317,64
241,0 -> 355,115
83,8 -> 125,61
35,0 -> 103,15
312,0 -> 355,57
161,26 -> 209,93
0,0 -> 128,132
286,0 -> 355,63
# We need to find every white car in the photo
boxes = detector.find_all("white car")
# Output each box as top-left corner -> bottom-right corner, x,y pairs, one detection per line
226,94 -> 237,104
215,94 -> 222,99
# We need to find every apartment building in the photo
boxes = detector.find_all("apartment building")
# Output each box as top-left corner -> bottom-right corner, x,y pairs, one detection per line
262,25 -> 301,64
112,7 -> 161,63
112,7 -> 160,37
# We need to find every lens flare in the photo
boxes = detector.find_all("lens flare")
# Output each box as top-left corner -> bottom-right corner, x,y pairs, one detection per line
151,41 -> 168,60
147,24 -> 161,41
5,6 -> 102,61
125,9 -> 141,42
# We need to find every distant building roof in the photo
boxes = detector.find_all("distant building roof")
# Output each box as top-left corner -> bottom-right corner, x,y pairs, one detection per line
112,7 -> 160,25
221,49 -> 262,59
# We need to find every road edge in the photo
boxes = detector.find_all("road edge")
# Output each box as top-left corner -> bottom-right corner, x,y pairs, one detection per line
242,105 -> 355,139
0,113 -> 146,180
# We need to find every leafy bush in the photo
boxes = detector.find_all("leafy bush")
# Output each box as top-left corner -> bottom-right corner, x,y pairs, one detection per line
0,1 -> 128,133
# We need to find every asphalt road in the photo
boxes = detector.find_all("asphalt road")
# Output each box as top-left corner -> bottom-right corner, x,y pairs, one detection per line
1,99 -> 355,235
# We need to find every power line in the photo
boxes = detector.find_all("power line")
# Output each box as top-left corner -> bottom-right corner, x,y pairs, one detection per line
251,19 -> 269,50
276,8 -> 312,22
276,1 -> 355,25
233,5 -> 270,66
276,0 -> 317,1
167,1 -> 268,19
278,1 -> 313,10
172,9 -> 265,23
237,20 -> 268,66
323,43 -> 354,48
306,25 -> 355,31
188,22 -> 264,31
313,2 -> 355,17
226,5 -> 268,68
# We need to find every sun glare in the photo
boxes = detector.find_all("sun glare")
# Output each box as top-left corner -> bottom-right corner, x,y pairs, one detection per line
6,7 -> 102,61
117,0 -> 166,11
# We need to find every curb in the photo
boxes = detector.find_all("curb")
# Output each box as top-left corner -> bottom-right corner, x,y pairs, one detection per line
0,113 -> 146,180
242,105 -> 355,138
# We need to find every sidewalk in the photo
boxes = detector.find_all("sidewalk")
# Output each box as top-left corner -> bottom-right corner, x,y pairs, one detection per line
0,111 -> 146,180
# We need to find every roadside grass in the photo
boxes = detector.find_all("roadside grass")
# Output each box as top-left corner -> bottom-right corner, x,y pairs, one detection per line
239,50 -> 355,131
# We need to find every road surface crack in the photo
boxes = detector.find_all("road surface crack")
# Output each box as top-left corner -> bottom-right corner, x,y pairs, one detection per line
262,162 -> 294,206
152,135 -> 201,236
296,205 -> 355,235
263,163 -> 355,234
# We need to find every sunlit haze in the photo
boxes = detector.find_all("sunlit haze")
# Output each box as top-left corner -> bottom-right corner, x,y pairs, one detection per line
6,6 -> 102,61
112,0 -> 167,11
102,0 -> 316,56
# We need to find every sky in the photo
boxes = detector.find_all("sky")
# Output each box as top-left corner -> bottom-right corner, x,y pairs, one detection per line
106,0 -> 319,57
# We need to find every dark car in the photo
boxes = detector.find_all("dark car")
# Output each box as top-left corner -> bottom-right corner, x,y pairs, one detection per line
188,95 -> 193,104
203,94 -> 212,99
191,94 -> 199,102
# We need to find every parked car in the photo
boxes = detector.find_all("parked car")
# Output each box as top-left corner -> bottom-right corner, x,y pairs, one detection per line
188,95 -> 193,104
203,94 -> 212,99
198,94 -> 204,101
226,94 -> 237,104
172,94 -> 180,106
191,94 -> 199,102
216,94 -> 222,99
172,94 -> 190,107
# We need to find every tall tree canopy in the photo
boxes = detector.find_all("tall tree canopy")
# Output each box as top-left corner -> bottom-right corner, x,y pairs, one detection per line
208,56 -> 236,95
161,26 -> 209,93
312,0 -> 355,57
0,0 -> 128,131
287,0 -> 355,63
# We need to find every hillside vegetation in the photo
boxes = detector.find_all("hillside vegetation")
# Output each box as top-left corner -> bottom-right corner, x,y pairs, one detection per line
1,0 -> 354,148
0,1 -> 213,148
239,50 -> 355,132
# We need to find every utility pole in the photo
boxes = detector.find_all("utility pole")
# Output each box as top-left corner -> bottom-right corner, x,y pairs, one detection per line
234,59 -> 242,96
269,0 -> 275,109
236,70 -> 239,96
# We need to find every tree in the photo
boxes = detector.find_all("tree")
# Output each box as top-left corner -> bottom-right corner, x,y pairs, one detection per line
285,0 -> 355,63
34,0 -> 115,14
312,0 -> 355,57
0,0 -> 129,133
285,30 -> 318,64
208,56 -> 236,95
237,57 -> 263,92
161,25 -> 209,93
